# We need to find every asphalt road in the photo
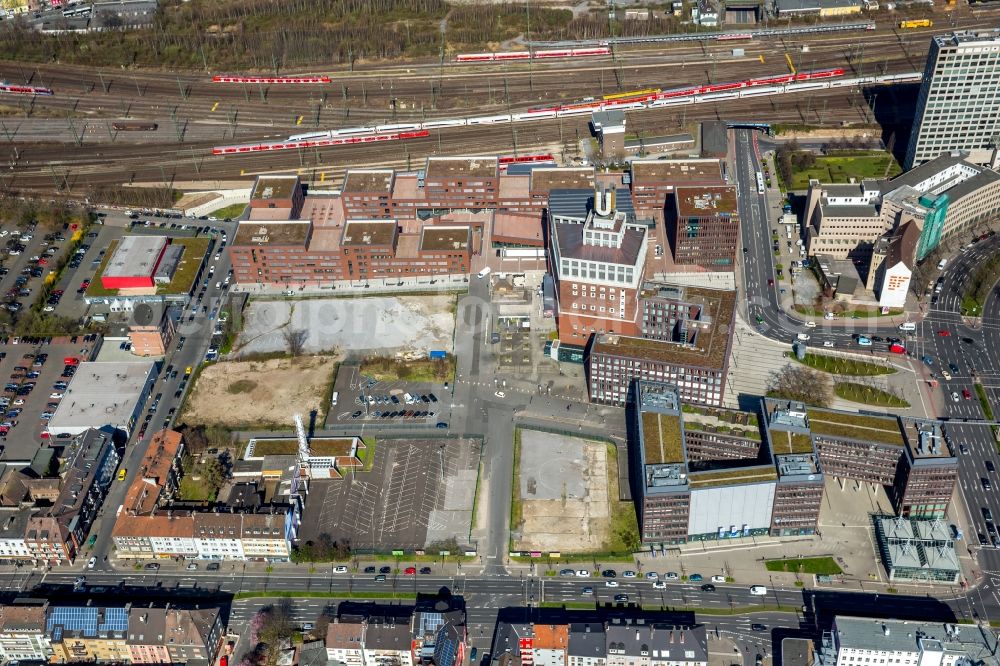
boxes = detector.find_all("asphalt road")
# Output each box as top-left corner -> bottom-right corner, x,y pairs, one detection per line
84,213 -> 239,569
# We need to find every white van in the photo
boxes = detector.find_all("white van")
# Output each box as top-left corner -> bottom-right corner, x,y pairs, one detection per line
403,393 -> 415,405
898,322 -> 916,331
937,258 -> 948,270
749,585 -> 767,596
477,267 -> 492,279
331,391 -> 339,406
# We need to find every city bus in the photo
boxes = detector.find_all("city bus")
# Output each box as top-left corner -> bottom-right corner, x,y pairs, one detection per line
756,171 -> 765,194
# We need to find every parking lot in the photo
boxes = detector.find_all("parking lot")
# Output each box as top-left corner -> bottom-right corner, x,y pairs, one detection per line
299,438 -> 480,550
327,365 -> 450,428
0,335 -> 100,459
0,223 -> 82,322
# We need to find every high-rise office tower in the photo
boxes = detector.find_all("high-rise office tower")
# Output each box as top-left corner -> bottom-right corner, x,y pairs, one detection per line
905,30 -> 1000,169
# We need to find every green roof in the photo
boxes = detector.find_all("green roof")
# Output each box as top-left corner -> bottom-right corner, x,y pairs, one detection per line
249,437 -> 358,458
688,466 -> 778,488
807,409 -> 904,446
642,411 -> 684,464
770,430 -> 815,455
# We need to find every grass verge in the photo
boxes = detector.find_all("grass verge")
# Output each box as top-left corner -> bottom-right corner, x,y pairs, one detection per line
510,428 -> 522,541
764,556 -> 843,575
470,461 -> 483,533
834,382 -> 909,408
209,202 -> 248,220
360,355 -> 455,383
976,383 -> 995,421
604,443 -> 640,555
794,352 -> 895,376
360,437 -> 377,472
234,590 -> 417,601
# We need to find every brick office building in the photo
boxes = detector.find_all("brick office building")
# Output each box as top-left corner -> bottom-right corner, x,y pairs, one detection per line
588,284 -> 735,407
229,176 -> 473,287
629,159 -> 725,214
548,188 -> 648,346
667,185 -> 740,268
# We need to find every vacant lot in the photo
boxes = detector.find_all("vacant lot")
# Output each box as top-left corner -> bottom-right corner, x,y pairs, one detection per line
237,295 -> 456,357
513,430 -> 629,553
180,356 -> 338,429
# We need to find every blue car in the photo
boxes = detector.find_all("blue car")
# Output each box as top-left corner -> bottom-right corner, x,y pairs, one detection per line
689,573 -> 703,582
436,422 -> 449,429
922,355 -> 934,366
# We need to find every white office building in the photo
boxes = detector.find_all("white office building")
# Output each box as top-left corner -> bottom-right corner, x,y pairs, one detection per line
827,616 -> 1000,666
905,30 -> 1000,169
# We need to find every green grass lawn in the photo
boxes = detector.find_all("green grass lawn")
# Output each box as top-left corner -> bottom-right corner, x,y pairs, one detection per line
178,475 -> 214,501
209,202 -> 248,220
789,153 -> 901,190
765,556 -> 843,575
795,353 -> 895,376
835,382 -> 910,408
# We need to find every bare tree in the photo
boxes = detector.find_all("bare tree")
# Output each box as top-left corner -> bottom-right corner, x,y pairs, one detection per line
282,327 -> 307,357
767,364 -> 832,407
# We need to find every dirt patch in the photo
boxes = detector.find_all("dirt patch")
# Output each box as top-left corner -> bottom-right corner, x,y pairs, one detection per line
514,432 -> 610,553
180,355 -> 338,428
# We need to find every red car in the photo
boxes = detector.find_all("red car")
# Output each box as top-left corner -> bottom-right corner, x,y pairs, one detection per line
404,567 -> 416,575
768,279 -> 774,286
938,330 -> 951,337
963,389 -> 972,400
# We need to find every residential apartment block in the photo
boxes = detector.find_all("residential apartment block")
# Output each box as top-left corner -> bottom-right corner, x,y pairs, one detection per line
588,284 -> 735,407
905,29 -> 1000,169
0,602 -> 223,666
324,600 -> 466,666
11,429 -> 119,565
112,429 -> 297,562
493,616 -> 707,666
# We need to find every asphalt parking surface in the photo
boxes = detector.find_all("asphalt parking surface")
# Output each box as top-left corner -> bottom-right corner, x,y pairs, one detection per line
0,336 -> 99,458
298,438 -> 478,551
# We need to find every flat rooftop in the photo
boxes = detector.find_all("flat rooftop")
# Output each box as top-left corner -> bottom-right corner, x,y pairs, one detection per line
688,466 -> 778,488
420,225 -> 470,252
425,157 -> 497,180
641,411 -> 684,465
492,213 -> 543,245
104,235 -> 166,279
48,361 -> 155,432
252,176 -> 298,200
592,286 -> 735,371
529,168 -> 595,193
232,221 -> 311,247
806,408 -> 904,446
631,159 -> 723,184
342,220 -> 397,247
343,170 -> 394,194
901,420 -> 954,460
675,185 -> 738,217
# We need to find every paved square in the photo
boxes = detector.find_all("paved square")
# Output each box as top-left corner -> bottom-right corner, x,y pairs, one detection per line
299,438 -> 480,551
